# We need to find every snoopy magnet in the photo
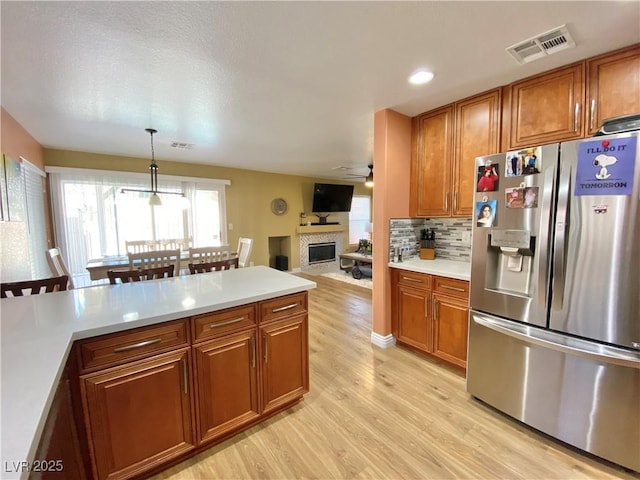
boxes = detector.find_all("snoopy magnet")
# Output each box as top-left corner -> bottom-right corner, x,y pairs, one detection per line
592,205 -> 608,214
574,136 -> 636,197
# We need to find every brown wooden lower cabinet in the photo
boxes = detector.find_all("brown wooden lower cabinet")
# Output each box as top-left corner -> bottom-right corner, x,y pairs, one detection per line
80,349 -> 195,480
393,269 -> 469,370
29,372 -> 86,480
193,330 -> 260,445
396,284 -> 431,352
432,292 -> 469,368
260,313 -> 309,415
68,291 -> 309,480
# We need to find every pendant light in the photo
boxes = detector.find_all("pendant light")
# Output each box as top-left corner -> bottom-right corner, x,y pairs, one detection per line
365,164 -> 374,188
121,128 -> 185,206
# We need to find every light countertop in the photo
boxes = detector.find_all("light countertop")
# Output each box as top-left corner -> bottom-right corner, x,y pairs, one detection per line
0,266 -> 315,479
388,257 -> 471,281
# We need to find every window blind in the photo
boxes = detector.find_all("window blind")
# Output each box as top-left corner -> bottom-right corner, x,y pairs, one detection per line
22,160 -> 49,279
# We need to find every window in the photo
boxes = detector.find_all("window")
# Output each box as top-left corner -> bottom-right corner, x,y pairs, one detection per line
47,167 -> 229,285
349,195 -> 371,244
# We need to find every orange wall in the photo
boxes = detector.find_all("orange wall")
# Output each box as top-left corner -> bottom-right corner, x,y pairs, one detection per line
372,109 -> 412,337
1,107 -> 44,169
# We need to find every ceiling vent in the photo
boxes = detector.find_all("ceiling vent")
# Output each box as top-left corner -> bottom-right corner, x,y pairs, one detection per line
170,142 -> 194,150
507,25 -> 575,64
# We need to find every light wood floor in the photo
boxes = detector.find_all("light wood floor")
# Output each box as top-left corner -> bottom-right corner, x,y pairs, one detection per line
152,274 -> 636,480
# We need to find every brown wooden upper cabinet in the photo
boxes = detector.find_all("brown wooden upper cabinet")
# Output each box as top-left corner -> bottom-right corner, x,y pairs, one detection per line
410,44 -> 639,219
507,63 -> 585,149
410,89 -> 501,218
452,90 -> 501,217
586,44 -> 640,135
410,105 -> 454,217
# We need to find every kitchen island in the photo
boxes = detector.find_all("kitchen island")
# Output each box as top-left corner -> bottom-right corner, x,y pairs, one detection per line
0,266 -> 315,480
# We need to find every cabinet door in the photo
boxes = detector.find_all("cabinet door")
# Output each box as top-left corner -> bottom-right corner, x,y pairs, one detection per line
397,284 -> 431,352
508,63 -> 584,148
260,314 -> 309,415
410,105 -> 454,217
80,349 -> 194,480
193,330 -> 260,445
30,375 -> 86,480
587,44 -> 640,135
432,293 -> 469,369
453,89 -> 501,217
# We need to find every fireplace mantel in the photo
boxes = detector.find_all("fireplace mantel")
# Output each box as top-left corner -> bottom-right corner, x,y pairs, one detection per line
296,225 -> 347,234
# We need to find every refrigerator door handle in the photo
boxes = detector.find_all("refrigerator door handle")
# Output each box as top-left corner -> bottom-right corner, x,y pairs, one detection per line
537,168 -> 555,310
472,313 -> 640,369
552,164 -> 571,310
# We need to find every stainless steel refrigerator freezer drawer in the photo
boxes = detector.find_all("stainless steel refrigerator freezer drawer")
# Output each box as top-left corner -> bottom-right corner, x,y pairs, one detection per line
466,311 -> 640,472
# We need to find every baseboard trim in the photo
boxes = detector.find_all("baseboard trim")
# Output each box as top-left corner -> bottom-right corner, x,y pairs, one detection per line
291,267 -> 302,273
370,332 -> 396,349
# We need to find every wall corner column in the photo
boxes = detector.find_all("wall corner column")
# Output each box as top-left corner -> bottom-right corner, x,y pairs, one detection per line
371,109 -> 412,345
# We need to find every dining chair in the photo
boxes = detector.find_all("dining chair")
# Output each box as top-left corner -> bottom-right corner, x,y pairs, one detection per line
160,237 -> 193,251
125,240 -> 155,253
107,265 -> 175,284
45,247 -> 75,289
128,249 -> 181,273
188,246 -> 231,263
188,258 -> 239,274
1,275 -> 69,298
236,237 -> 253,268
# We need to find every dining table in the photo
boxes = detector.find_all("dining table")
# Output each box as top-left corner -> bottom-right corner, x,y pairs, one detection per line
86,252 -> 237,281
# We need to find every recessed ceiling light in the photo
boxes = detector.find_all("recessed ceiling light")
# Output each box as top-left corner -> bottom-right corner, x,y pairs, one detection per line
409,70 -> 435,85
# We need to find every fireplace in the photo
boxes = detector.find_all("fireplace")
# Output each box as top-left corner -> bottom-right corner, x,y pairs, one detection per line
308,242 -> 336,264
299,230 -> 342,273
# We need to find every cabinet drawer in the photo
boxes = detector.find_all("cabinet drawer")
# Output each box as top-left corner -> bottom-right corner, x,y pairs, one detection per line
259,292 -> 307,324
192,304 -> 257,343
396,270 -> 431,290
78,319 -> 189,373
433,277 -> 469,300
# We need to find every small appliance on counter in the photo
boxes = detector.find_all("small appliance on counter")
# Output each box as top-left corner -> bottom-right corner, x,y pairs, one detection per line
419,229 -> 435,260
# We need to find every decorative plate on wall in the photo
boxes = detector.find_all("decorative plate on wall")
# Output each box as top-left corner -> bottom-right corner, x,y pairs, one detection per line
271,198 -> 288,215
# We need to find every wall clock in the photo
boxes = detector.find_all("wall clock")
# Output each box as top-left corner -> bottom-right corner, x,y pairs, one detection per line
271,198 -> 288,215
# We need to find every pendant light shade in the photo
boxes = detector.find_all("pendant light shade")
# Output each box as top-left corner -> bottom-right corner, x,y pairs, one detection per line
365,164 -> 374,188
149,192 -> 162,206
120,128 -> 186,206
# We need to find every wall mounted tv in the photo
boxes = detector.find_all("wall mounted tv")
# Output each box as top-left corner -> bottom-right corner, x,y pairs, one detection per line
312,183 -> 354,216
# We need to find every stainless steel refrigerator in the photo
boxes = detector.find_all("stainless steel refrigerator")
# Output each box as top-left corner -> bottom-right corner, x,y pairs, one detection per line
467,130 -> 639,472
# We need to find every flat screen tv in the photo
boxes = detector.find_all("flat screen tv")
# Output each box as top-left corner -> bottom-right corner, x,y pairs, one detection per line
312,183 -> 354,213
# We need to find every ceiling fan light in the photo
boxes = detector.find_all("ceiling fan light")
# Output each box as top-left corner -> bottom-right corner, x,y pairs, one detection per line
365,164 -> 374,187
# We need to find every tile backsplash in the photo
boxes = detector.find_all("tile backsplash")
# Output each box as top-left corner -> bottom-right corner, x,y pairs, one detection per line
389,217 -> 472,262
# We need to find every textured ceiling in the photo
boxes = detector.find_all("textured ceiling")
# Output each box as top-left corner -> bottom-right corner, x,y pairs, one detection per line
2,1 -> 639,181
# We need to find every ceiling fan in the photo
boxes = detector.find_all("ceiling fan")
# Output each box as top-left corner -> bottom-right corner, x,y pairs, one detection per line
341,164 -> 374,187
